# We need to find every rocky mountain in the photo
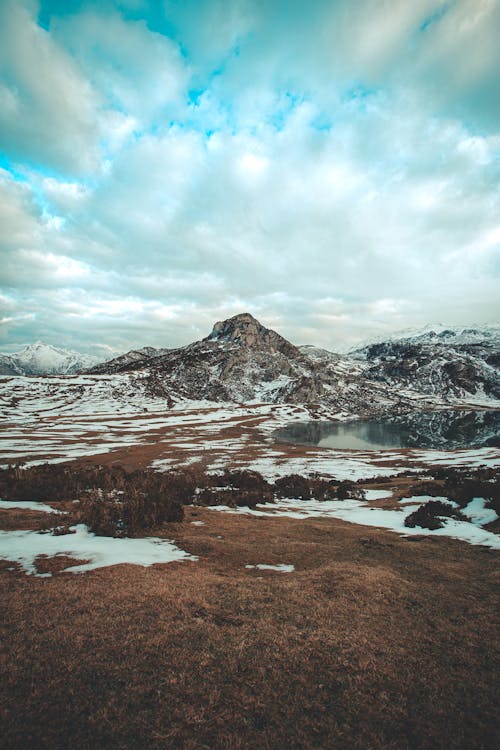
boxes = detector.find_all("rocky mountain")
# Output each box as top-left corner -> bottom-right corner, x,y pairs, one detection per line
0,342 -> 102,376
87,345 -> 170,373
351,327 -> 500,401
87,312 -> 495,416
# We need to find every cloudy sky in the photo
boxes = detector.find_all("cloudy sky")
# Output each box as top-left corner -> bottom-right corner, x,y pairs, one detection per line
0,0 -> 499,355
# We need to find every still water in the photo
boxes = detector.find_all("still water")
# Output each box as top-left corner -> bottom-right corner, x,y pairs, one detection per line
273,410 -> 500,451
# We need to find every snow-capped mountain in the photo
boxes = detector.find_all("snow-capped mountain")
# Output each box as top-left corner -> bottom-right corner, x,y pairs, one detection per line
351,326 -> 500,401
350,324 -> 500,352
0,342 -> 103,376
87,312 -> 496,415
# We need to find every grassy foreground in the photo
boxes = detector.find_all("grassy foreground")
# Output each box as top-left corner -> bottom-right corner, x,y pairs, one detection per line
1,503 -> 499,750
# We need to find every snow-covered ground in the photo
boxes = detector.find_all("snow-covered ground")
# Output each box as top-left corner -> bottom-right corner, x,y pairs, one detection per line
0,524 -> 197,576
1,375 -> 498,484
209,497 -> 500,549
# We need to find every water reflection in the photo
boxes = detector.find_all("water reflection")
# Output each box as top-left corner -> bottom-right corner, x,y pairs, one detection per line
273,410 -> 500,451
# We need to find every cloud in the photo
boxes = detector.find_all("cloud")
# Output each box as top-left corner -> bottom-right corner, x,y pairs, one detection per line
0,0 -> 499,354
51,8 -> 188,128
0,1 -> 103,175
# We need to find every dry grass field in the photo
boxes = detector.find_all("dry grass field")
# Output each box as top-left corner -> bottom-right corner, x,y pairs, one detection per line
1,497 -> 499,750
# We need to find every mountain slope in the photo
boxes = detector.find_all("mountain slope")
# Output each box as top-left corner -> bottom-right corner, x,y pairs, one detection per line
3,316 -> 498,417
88,345 -> 169,374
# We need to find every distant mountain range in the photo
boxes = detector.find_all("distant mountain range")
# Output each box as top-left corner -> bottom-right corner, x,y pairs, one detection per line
0,342 -> 102,376
1,316 -> 499,413
351,328 -> 500,400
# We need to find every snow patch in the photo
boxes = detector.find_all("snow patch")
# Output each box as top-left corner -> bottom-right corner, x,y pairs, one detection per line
245,563 -> 295,572
0,499 -> 63,513
364,490 -> 393,501
0,524 -> 197,576
398,495 -> 454,506
209,498 -> 500,549
462,498 -> 498,526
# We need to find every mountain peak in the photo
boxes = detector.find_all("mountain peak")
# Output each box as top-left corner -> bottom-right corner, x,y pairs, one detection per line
22,341 -> 60,354
207,313 -> 299,357
209,313 -> 264,341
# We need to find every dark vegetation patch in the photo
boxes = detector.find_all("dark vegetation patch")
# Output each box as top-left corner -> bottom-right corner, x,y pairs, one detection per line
406,466 -> 500,515
2,463 -> 498,538
197,469 -> 274,508
405,500 -> 466,530
0,464 -> 192,537
336,480 -> 366,500
0,464 -> 368,536
274,473 -> 312,500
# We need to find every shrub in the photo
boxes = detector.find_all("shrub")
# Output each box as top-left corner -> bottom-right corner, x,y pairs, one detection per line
217,469 -> 271,492
0,463 -> 129,502
195,485 -> 273,509
409,481 -> 445,498
336,481 -> 366,501
404,500 -> 464,530
79,490 -> 124,536
0,464 -> 189,537
309,478 -> 337,501
78,486 -> 184,537
274,474 -> 311,500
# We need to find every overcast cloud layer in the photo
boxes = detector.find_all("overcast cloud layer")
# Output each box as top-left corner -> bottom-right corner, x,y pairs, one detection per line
1,0 -> 499,355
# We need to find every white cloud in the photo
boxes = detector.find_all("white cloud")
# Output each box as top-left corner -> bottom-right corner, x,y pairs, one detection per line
0,1 -> 103,174
52,9 -> 188,128
0,0 -> 498,353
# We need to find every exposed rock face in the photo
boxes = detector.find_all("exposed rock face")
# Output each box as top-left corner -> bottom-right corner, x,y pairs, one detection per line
208,313 -> 300,358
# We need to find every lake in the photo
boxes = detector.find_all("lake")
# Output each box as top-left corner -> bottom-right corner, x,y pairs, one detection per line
273,409 -> 500,451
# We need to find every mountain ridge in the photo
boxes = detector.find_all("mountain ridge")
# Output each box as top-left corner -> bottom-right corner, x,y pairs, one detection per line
85,313 -> 500,413
2,316 -> 499,414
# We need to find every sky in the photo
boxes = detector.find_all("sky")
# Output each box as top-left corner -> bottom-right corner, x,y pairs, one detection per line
0,0 -> 499,356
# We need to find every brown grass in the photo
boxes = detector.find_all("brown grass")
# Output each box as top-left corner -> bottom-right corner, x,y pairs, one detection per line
33,555 -> 90,575
1,504 -> 498,750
